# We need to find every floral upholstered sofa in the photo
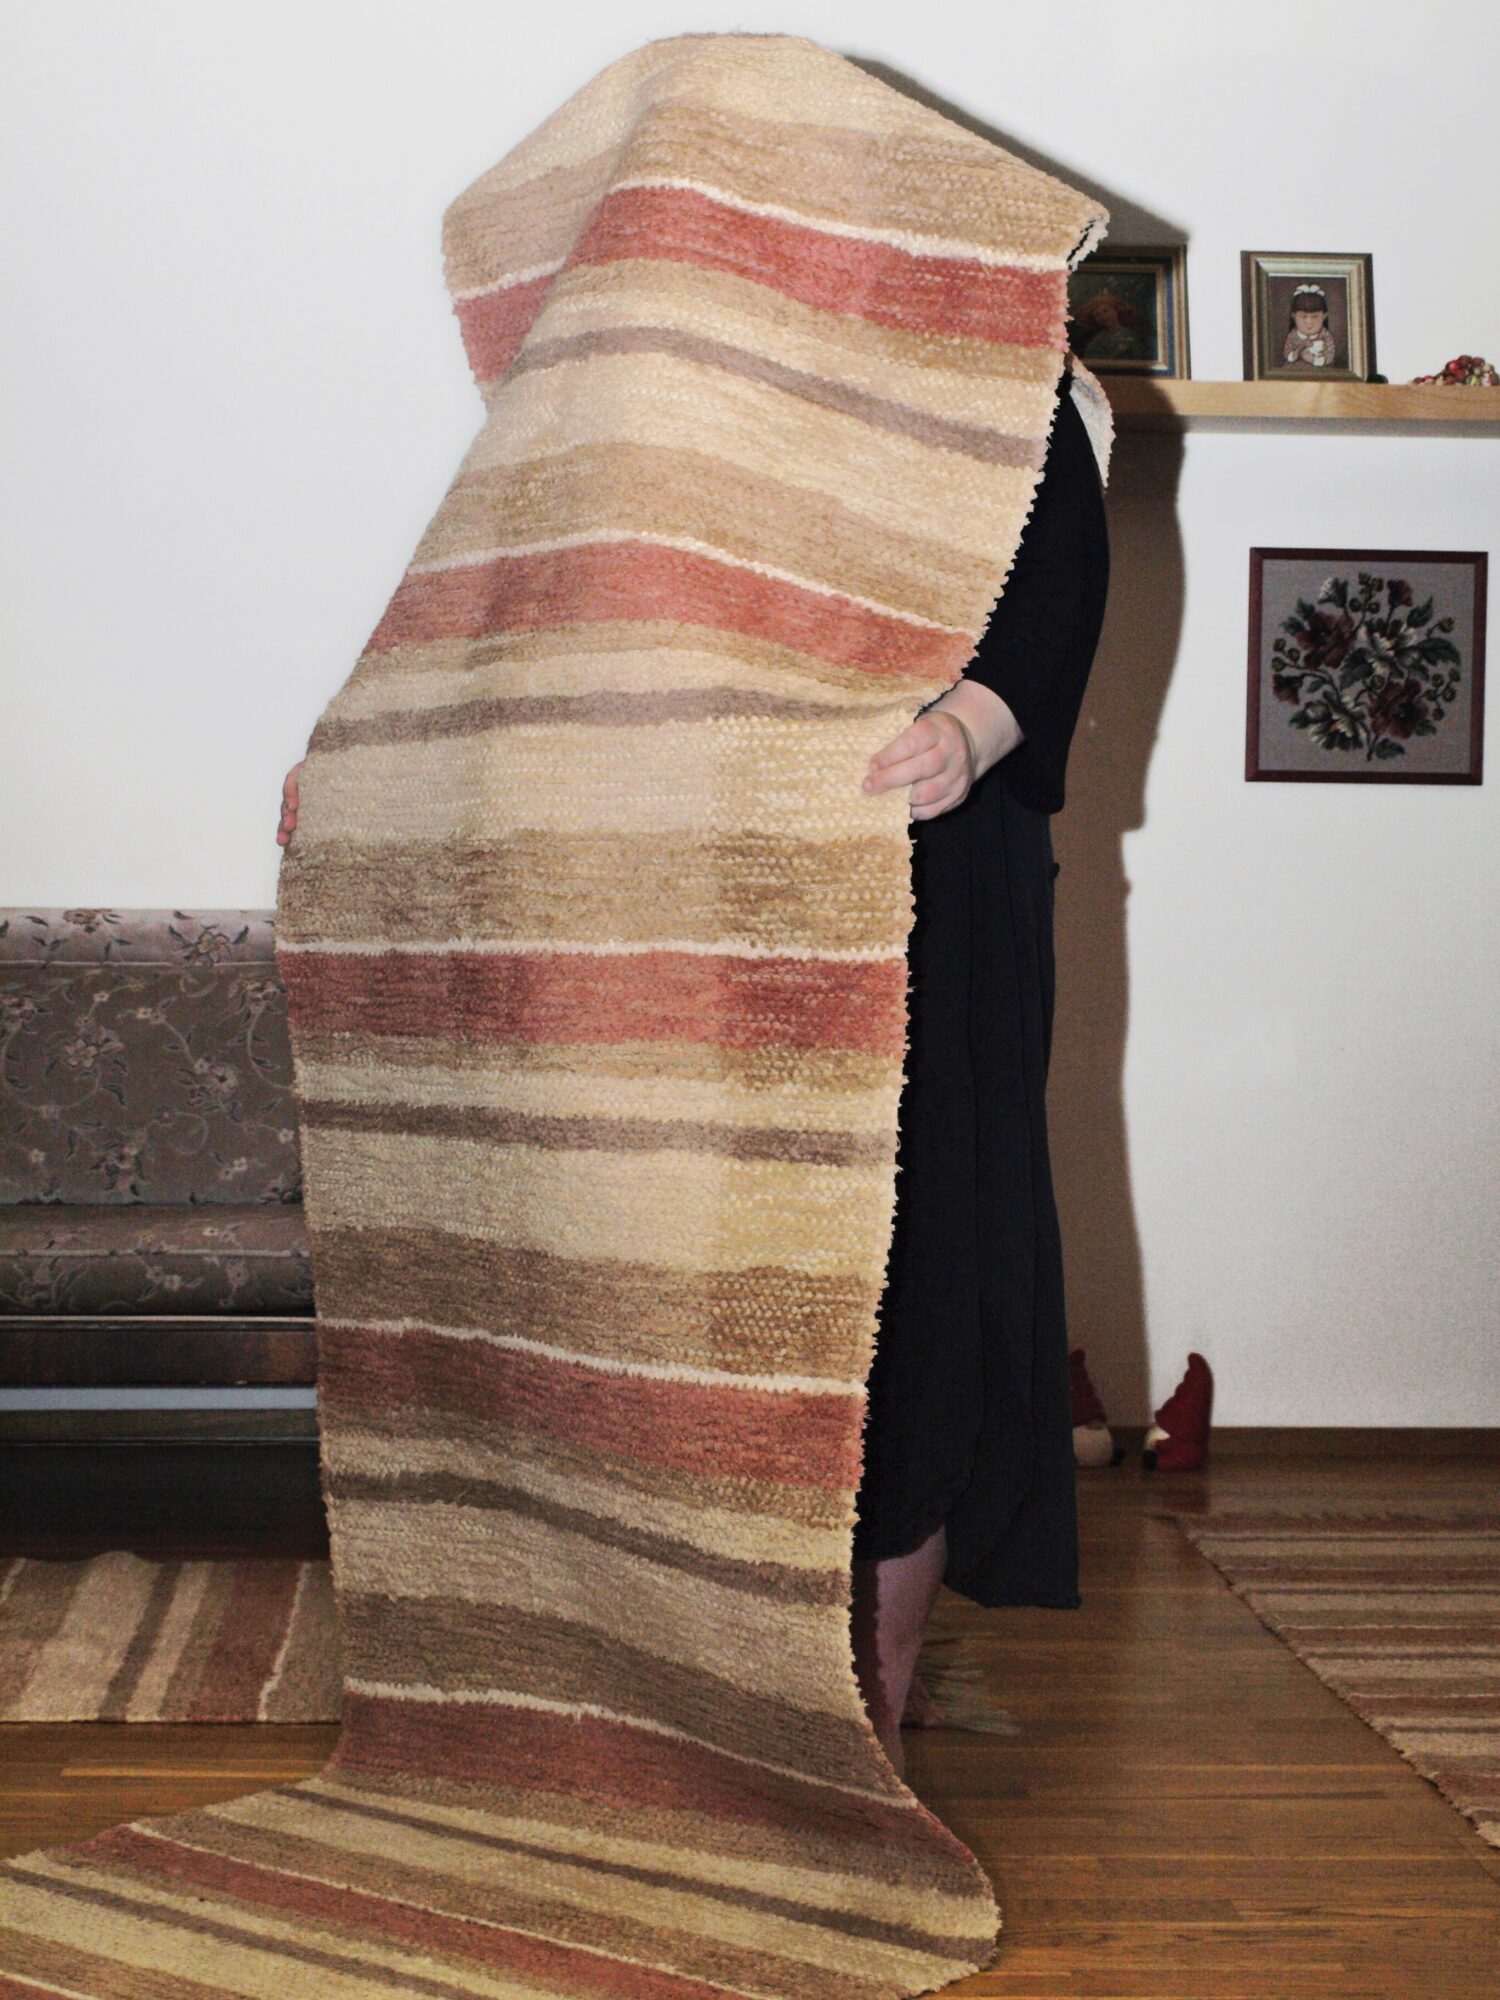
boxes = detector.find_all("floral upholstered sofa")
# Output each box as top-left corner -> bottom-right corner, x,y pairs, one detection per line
0,909 -> 314,1436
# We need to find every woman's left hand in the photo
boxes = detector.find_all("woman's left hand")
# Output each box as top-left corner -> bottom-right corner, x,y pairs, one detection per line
862,682 -> 1025,820
862,711 -> 977,820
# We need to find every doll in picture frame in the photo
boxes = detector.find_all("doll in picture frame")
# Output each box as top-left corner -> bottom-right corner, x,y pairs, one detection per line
1284,282 -> 1337,368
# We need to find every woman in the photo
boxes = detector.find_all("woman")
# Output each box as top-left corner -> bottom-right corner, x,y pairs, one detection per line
843,355 -> 1111,1774
278,355 -> 1110,1781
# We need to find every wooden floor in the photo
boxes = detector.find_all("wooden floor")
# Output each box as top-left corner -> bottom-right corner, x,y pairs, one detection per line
3,1435 -> 1497,1998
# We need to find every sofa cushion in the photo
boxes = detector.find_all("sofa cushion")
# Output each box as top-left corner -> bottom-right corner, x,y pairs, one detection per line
0,1203 -> 312,1316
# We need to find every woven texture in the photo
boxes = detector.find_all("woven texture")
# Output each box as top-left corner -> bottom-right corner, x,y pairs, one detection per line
0,1554 -> 1022,1739
0,1554 -> 341,1722
1175,1510 -> 1500,1852
0,32 -> 1110,1995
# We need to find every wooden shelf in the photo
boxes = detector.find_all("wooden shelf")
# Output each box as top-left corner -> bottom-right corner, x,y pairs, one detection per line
1105,378 -> 1500,435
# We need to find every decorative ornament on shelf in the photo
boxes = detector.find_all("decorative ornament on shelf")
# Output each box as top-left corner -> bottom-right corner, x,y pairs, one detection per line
1409,353 -> 1500,386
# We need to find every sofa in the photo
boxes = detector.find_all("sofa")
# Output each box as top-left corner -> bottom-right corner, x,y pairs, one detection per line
0,908 -> 314,1441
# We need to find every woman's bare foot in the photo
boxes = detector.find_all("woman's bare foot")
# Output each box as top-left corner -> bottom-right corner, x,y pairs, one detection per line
849,1522 -> 948,1780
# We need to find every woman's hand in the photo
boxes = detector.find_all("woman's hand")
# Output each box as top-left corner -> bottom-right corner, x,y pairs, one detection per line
862,711 -> 977,820
277,760 -> 305,847
862,683 -> 1024,820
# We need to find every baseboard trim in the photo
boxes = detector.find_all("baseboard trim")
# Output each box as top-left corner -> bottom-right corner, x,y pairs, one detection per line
5,1416 -> 1493,1456
1111,1423 -> 1499,1459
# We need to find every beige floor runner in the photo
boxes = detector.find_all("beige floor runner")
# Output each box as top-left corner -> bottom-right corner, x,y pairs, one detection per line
1173,1508 -> 1500,1851
0,1553 -> 1019,1735
0,1553 -> 343,1724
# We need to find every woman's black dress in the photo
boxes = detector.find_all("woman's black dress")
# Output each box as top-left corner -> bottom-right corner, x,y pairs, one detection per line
850,360 -> 1111,1608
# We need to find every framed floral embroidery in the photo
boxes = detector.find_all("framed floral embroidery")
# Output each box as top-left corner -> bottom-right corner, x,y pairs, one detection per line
1246,548 -> 1486,782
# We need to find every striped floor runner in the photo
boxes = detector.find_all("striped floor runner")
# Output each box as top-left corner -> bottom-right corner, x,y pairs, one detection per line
0,1553 -> 343,1724
0,1553 -> 1017,1736
1172,1509 -> 1500,1850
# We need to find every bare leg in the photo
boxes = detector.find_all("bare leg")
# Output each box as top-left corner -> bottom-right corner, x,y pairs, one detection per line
849,1519 -> 948,1778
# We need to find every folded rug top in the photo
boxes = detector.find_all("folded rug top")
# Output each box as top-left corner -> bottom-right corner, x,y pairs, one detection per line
0,32 -> 1112,1999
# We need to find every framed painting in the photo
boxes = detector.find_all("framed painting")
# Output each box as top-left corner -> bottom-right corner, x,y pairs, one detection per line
1241,251 -> 1376,381
1066,246 -> 1189,377
1247,548 -> 1486,783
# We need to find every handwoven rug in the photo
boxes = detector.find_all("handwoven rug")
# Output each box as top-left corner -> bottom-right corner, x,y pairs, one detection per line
0,1554 -> 1022,1738
0,31 -> 1111,1995
1172,1509 -> 1500,1851
0,1554 -> 342,1723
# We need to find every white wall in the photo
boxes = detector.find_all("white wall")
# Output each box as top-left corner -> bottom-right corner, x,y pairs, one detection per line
3,1 -> 1495,1423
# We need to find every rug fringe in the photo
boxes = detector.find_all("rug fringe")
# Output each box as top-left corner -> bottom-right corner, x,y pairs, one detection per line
912,1633 -> 1022,1736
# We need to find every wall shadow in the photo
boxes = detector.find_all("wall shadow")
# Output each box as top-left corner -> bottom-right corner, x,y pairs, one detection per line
1049,434 -> 1184,1426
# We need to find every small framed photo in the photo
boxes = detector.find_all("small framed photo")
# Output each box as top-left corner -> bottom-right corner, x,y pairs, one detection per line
1247,548 -> 1485,783
1241,251 -> 1375,381
1066,246 -> 1189,377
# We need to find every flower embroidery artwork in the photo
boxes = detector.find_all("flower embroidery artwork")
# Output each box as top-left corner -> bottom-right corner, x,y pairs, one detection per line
1270,571 -> 1464,761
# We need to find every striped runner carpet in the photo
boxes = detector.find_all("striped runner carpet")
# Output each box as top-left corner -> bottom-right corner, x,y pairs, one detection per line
0,31 -> 1112,1995
1173,1509 -> 1500,1851
0,1554 -> 1019,1735
0,1553 -> 343,1724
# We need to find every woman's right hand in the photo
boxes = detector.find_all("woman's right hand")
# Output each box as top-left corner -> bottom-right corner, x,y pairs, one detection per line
277,760 -> 305,847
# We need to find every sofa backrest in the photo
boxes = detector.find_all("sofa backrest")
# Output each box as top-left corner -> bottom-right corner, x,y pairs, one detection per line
0,909 -> 302,1207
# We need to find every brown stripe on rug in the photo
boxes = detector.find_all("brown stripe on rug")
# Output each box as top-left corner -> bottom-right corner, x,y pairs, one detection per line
0,1554 -> 343,1722
1171,1509 -> 1500,1850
